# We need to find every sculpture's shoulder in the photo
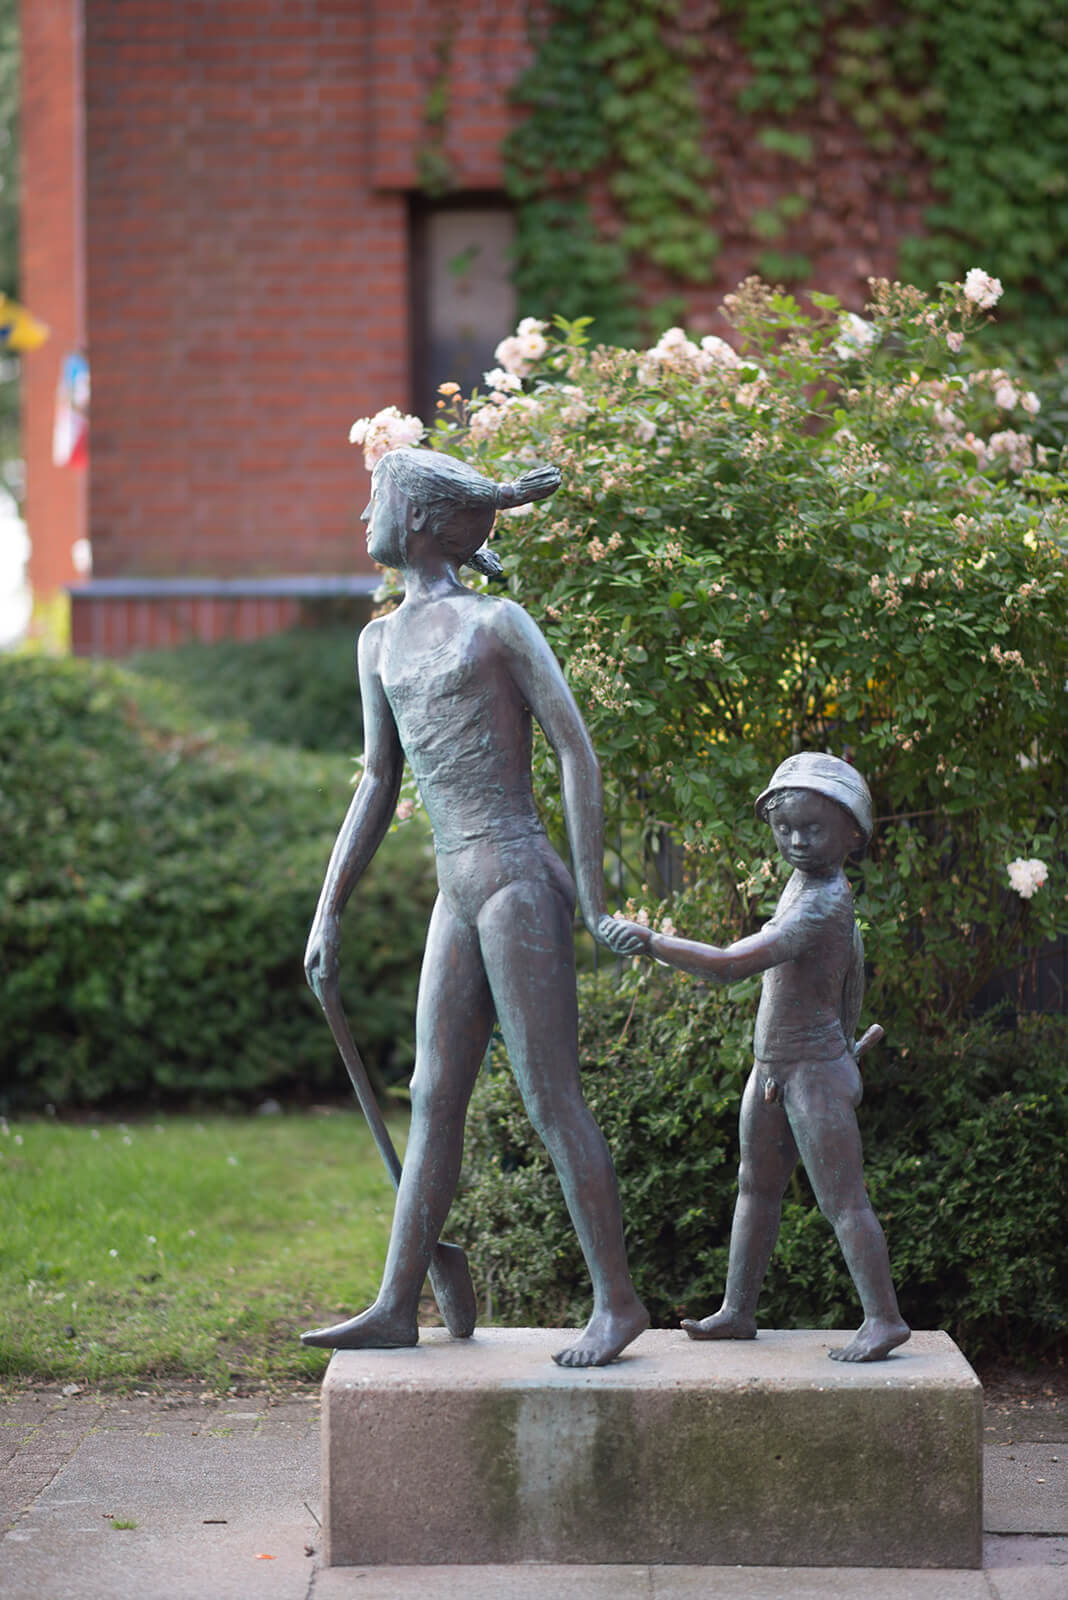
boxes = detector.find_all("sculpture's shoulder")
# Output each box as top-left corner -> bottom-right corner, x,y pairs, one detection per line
768,869 -> 853,958
799,869 -> 855,930
478,595 -> 551,658
356,613 -> 390,673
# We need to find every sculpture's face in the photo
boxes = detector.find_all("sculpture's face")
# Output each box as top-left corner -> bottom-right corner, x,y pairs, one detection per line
362,469 -> 410,568
766,789 -> 858,875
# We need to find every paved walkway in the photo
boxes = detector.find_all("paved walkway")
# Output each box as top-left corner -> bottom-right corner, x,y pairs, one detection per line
1,1378 -> 1065,1599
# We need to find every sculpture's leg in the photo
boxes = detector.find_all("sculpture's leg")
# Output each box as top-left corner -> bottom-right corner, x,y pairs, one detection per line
683,1067 -> 798,1341
787,1057 -> 909,1363
301,894 -> 494,1350
477,877 -> 648,1368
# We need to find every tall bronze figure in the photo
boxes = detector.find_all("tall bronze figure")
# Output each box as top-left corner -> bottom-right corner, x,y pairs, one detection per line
607,754 -> 910,1363
302,448 -> 648,1367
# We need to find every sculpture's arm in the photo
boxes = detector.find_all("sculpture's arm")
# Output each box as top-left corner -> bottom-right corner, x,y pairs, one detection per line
647,923 -> 790,983
304,620 -> 404,1000
495,601 -> 611,941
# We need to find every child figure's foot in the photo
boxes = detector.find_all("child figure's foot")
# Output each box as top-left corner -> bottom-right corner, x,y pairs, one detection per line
829,1317 -> 910,1363
301,1302 -> 419,1351
553,1299 -> 649,1368
681,1308 -> 757,1341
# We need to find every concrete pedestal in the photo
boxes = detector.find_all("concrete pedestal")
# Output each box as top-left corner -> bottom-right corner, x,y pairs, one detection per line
321,1328 -> 982,1570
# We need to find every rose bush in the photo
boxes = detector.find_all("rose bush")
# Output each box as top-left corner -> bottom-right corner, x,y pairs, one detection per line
354,276 -> 1067,1038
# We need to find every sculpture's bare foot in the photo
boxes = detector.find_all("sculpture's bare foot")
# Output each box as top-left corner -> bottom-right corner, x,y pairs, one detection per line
681,1308 -> 757,1341
552,1300 -> 649,1368
829,1318 -> 910,1363
300,1302 -> 418,1351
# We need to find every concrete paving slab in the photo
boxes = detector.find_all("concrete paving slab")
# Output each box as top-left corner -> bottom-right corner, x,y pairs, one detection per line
985,1443 -> 1068,1532
986,1531 -> 1068,1600
650,1568 -> 993,1598
2,1379 -> 1067,1599
314,1567 -> 656,1600
1,1397 -> 320,1600
313,1562 -> 995,1599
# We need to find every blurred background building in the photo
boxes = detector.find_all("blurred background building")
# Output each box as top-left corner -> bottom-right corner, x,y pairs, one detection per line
17,0 -> 1066,654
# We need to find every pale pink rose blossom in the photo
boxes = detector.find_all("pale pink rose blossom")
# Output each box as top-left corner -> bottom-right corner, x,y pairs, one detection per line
946,330 -> 964,353
962,268 -> 1003,310
468,401 -> 506,439
700,335 -> 741,369
348,406 -> 425,469
1007,857 -> 1047,899
833,312 -> 879,360
483,367 -> 522,393
988,430 -> 1033,472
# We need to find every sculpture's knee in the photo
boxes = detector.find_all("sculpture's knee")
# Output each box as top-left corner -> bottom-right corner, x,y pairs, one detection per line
408,1066 -> 468,1131
737,1158 -> 785,1205
818,1192 -> 871,1232
525,1084 -> 592,1159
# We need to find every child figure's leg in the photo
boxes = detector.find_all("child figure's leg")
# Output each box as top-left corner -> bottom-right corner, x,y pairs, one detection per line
786,1055 -> 909,1362
683,1066 -> 798,1340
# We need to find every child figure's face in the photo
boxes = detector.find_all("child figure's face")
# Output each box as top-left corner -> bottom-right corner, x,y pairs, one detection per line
766,789 -> 860,876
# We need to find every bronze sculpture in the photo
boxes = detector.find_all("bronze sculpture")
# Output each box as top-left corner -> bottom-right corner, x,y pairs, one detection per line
606,754 -> 910,1363
302,447 -> 648,1367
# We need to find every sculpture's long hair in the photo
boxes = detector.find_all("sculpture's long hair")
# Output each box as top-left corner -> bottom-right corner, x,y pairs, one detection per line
378,447 -> 561,578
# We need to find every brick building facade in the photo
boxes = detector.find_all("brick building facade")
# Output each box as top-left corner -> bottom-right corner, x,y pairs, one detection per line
21,1 -> 927,655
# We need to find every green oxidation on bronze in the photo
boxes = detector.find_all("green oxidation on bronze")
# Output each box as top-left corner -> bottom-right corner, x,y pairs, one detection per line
606,752 -> 909,1363
301,447 -> 648,1368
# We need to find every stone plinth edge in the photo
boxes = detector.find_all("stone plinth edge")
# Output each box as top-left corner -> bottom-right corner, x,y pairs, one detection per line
321,1327 -> 982,1570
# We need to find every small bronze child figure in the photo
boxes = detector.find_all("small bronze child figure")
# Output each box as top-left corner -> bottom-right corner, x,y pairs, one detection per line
606,753 -> 909,1362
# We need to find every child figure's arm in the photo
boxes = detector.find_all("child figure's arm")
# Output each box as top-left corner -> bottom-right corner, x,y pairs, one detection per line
649,924 -> 791,982
602,918 -> 792,983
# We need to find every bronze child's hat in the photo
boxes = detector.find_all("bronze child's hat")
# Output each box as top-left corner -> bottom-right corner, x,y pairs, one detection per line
755,752 -> 873,843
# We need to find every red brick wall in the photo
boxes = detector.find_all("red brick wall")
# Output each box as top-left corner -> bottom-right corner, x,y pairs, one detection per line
21,0 -> 87,602
79,0 -> 529,590
370,0 -> 529,190
24,0 -> 927,631
70,591 -> 305,655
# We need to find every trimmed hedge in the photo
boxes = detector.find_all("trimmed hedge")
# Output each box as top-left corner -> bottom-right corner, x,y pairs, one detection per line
125,624 -> 365,753
0,655 -> 434,1109
454,972 -> 1068,1363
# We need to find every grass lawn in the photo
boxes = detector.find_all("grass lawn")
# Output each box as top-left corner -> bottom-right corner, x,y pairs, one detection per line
0,1111 -> 405,1392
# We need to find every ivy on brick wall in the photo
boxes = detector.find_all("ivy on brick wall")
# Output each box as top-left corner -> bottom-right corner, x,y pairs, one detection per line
503,0 -> 1068,350
726,0 -> 1068,346
503,0 -> 717,344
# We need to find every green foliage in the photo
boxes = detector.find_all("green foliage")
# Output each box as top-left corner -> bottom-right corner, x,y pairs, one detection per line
125,625 -> 365,753
505,0 -> 717,340
423,278 -> 1068,1043
0,656 -> 435,1110
416,5 -> 459,196
454,977 -> 1068,1360
724,0 -> 1068,349
895,1 -> 1068,347
725,0 -> 825,114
